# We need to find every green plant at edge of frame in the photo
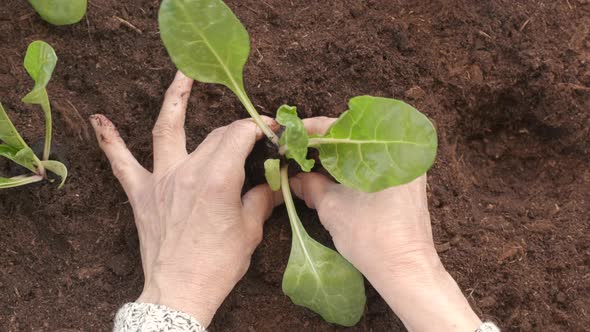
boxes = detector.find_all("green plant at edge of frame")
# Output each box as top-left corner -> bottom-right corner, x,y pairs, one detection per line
159,0 -> 437,326
28,0 -> 87,26
0,41 -> 68,189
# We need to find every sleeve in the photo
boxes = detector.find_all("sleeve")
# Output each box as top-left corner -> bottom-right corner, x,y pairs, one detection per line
113,302 -> 207,332
475,322 -> 501,332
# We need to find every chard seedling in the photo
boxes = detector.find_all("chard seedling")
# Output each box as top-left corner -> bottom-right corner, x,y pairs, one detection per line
28,0 -> 87,26
159,0 -> 437,326
0,41 -> 67,189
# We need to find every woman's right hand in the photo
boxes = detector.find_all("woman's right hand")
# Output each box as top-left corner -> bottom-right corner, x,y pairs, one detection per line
290,117 -> 483,332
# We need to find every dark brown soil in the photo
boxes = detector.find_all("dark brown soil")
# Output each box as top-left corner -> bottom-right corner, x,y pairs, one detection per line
1,0 -> 589,331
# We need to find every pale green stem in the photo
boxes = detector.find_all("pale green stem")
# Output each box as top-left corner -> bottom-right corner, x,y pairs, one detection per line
40,89 -> 52,161
0,175 -> 43,189
280,165 -> 308,238
280,165 -> 320,277
234,87 -> 278,145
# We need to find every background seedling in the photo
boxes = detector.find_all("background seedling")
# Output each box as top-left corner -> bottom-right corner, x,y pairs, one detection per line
28,0 -> 87,26
159,0 -> 437,326
0,41 -> 68,189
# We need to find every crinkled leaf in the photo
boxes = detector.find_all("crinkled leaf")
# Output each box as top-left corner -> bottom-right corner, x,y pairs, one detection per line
0,175 -> 43,189
22,41 -> 57,105
159,0 -> 250,95
28,0 -> 87,26
281,167 -> 365,326
276,105 -> 314,172
264,159 -> 281,191
41,160 -> 68,189
314,96 -> 437,192
0,102 -> 40,172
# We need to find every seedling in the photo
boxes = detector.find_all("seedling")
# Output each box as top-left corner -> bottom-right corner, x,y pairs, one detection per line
0,41 -> 67,189
28,0 -> 87,26
159,0 -> 437,326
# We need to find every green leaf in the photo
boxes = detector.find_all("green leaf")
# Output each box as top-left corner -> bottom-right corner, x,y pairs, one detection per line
0,102 -> 40,172
158,0 -> 277,143
0,102 -> 30,150
22,41 -> 57,105
276,105 -> 315,172
22,40 -> 57,161
159,0 -> 249,95
41,160 -> 68,189
312,96 -> 437,192
0,175 -> 43,189
264,159 -> 281,191
280,166 -> 365,326
0,145 -> 38,173
28,0 -> 87,26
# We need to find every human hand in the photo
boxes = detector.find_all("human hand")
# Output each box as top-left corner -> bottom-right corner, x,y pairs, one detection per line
90,71 -> 279,327
290,117 -> 482,331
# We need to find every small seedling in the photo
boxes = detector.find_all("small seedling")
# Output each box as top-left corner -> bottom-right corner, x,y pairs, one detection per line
0,41 -> 67,189
28,0 -> 87,26
159,0 -> 437,326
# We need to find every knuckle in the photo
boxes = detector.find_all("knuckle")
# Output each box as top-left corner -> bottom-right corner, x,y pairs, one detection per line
318,193 -> 338,214
152,121 -> 179,139
110,160 -> 132,182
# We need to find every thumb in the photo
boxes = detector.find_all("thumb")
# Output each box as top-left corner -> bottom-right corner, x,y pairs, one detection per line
289,172 -> 336,210
242,184 -> 284,226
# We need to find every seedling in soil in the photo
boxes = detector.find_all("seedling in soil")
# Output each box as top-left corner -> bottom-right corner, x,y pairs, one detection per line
159,0 -> 437,326
28,0 -> 87,26
0,41 -> 67,189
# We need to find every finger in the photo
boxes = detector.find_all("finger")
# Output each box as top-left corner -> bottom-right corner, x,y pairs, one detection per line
192,116 -> 278,160
242,184 -> 284,226
90,114 -> 149,195
152,71 -> 194,172
208,116 -> 277,170
289,172 -> 336,210
302,116 -> 337,136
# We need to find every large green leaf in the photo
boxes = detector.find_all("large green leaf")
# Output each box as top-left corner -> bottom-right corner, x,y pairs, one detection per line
28,0 -> 87,26
22,41 -> 57,105
264,159 -> 281,191
281,167 -> 365,326
159,0 -> 249,94
0,102 -> 40,172
41,160 -> 68,189
158,0 -> 277,142
0,175 -> 43,189
312,96 -> 437,192
276,105 -> 314,172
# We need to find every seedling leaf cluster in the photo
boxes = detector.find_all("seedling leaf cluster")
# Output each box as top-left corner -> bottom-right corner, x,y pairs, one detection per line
159,0 -> 437,326
0,41 -> 67,189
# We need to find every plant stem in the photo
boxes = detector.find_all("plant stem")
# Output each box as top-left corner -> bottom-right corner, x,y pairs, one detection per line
280,165 -> 320,278
280,165 -> 307,238
40,90 -> 52,161
234,87 -> 278,145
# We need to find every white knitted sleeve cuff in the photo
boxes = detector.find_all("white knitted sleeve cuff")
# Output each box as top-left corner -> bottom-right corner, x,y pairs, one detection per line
476,321 -> 500,332
113,302 -> 207,332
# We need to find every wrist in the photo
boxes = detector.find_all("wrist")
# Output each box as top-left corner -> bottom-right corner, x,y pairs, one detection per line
136,272 -> 228,327
368,256 -> 482,332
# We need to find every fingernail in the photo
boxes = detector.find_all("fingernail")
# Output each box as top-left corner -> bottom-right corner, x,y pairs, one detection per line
89,114 -> 100,128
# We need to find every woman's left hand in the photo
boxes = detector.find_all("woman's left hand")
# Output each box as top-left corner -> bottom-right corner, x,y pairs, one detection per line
90,71 -> 280,327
